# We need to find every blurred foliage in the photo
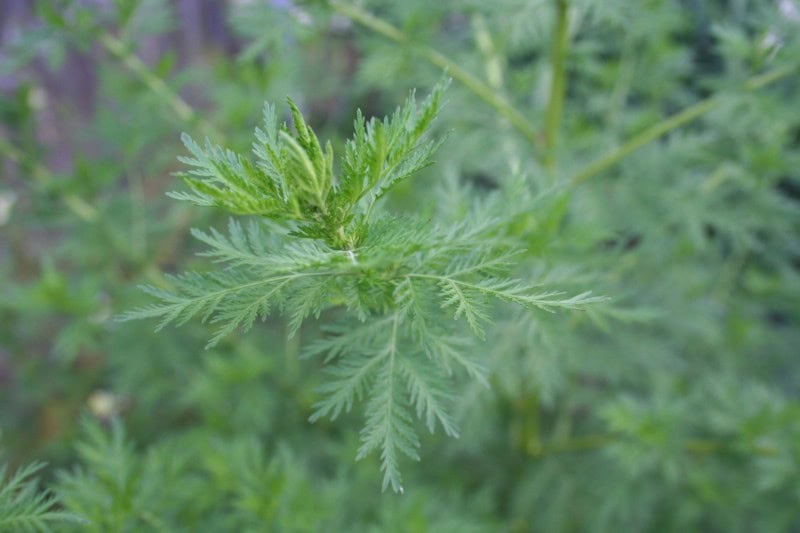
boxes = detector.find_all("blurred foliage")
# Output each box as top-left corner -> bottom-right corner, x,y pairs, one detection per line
1,0 -> 799,530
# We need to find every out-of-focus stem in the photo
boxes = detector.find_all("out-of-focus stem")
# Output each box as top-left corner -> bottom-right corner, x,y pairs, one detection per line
543,0 -> 570,172
569,62 -> 798,186
0,137 -> 98,222
98,32 -> 222,139
532,433 -> 779,457
330,1 -> 542,150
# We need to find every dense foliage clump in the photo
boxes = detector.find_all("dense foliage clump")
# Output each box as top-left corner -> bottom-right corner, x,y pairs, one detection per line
124,82 -> 604,491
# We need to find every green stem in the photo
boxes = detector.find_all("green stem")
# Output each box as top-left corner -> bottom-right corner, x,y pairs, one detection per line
570,98 -> 718,185
569,62 -> 798,185
543,0 -> 570,172
330,1 -> 541,150
98,32 -> 222,139
0,137 -> 98,222
534,433 -> 779,457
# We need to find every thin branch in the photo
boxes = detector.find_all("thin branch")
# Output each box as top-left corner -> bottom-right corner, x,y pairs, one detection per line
569,62 -> 799,186
543,0 -> 570,172
0,137 -> 98,222
98,32 -> 222,140
330,1 -> 542,150
532,433 -> 780,457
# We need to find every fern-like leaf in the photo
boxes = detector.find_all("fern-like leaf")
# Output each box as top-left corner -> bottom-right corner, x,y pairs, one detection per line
0,462 -> 85,532
126,82 -> 608,492
354,314 -> 420,493
400,352 -> 459,437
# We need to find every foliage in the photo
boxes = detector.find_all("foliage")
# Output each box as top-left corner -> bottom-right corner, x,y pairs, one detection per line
122,83 -> 604,491
1,0 -> 799,530
0,459 -> 84,532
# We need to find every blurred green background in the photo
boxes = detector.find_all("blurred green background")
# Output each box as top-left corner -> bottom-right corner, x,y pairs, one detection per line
1,0 -> 799,531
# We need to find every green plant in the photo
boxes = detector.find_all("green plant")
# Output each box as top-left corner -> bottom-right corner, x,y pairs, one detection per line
0,460 -> 83,532
3,0 -> 800,530
123,81 -> 604,492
